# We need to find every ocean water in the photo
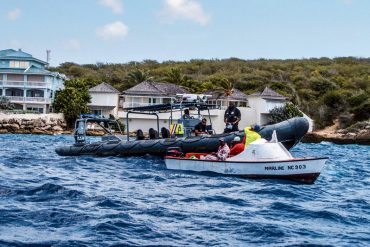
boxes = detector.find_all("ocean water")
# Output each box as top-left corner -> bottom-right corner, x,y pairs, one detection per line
0,134 -> 369,246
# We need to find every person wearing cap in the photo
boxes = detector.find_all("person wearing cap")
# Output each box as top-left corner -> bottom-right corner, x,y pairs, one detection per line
224,102 -> 241,133
230,136 -> 245,156
203,138 -> 230,161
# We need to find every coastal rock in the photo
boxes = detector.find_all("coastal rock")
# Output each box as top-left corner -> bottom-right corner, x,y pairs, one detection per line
42,125 -> 52,131
33,118 -> 43,128
52,126 -> 63,131
8,123 -> 20,130
0,113 -> 67,135
32,129 -> 46,135
303,120 -> 370,145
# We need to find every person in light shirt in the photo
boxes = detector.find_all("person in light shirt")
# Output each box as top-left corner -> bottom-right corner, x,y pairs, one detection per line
203,138 -> 230,161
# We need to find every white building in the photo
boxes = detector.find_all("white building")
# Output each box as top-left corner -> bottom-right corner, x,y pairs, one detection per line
246,87 -> 287,125
117,82 -> 313,134
88,82 -> 120,117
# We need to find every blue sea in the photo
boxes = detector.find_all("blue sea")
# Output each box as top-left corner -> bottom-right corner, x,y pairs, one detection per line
0,134 -> 369,246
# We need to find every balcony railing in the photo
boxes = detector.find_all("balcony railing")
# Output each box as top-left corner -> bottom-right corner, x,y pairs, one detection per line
122,102 -> 161,108
6,96 -> 51,104
0,80 -> 52,88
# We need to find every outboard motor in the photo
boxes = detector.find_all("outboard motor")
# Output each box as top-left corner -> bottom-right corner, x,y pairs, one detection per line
136,129 -> 145,140
161,127 -> 170,138
74,121 -> 86,145
149,128 -> 158,139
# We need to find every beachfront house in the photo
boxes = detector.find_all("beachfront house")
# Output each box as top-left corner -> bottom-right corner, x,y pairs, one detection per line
121,81 -> 189,108
203,88 -> 248,109
88,82 -> 120,117
247,87 -> 314,131
0,49 -> 66,113
246,87 -> 287,126
118,81 -> 189,132
117,82 -> 313,134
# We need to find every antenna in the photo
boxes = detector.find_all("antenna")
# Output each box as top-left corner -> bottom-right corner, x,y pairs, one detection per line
46,49 -> 51,66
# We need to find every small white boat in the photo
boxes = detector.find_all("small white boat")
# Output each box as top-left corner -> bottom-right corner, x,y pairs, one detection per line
165,132 -> 328,184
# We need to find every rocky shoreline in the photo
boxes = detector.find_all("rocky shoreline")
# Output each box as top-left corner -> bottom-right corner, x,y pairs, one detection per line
302,121 -> 370,145
0,113 -> 70,135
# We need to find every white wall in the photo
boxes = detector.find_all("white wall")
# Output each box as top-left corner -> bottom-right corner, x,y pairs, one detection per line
89,92 -> 119,116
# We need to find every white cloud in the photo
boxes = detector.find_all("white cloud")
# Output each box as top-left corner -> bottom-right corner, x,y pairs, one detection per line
98,0 -> 123,14
7,8 -> 21,21
160,0 -> 210,26
96,21 -> 128,40
65,39 -> 81,51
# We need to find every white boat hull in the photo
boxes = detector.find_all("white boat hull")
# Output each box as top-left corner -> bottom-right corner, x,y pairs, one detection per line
165,157 -> 328,183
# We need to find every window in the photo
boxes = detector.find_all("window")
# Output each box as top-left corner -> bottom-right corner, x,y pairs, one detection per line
93,110 -> 103,116
27,107 -> 44,113
148,98 -> 157,105
10,61 -> 30,68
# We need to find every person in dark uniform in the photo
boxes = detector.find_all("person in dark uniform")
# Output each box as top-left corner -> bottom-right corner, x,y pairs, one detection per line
224,102 -> 241,133
194,118 -> 207,136
182,109 -> 192,119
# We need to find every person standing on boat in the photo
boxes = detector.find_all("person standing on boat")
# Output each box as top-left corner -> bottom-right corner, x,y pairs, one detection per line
194,118 -> 208,136
224,102 -> 241,133
182,109 -> 192,119
203,138 -> 230,161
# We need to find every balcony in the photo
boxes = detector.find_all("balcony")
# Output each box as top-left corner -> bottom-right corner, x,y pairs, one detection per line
0,80 -> 52,88
122,102 -> 159,108
6,96 -> 51,104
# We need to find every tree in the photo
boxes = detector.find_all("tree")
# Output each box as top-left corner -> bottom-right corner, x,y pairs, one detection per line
268,103 -> 303,124
53,79 -> 91,127
209,76 -> 234,105
0,96 -> 14,110
124,69 -> 153,88
163,68 -> 189,85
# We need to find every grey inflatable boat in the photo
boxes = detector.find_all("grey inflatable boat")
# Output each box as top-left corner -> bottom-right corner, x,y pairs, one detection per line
55,117 -> 309,157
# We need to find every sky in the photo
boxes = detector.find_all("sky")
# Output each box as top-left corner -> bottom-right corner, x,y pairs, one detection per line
1,0 -> 370,66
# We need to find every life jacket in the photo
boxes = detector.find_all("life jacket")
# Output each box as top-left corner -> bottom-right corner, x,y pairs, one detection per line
244,127 -> 261,147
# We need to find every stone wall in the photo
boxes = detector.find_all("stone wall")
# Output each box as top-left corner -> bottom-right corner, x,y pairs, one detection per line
0,113 -> 70,134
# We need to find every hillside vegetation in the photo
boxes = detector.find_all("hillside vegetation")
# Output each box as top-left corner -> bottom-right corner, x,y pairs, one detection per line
52,57 -> 370,129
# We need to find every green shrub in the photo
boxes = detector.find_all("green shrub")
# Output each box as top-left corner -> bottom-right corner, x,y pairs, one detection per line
351,98 -> 370,121
0,96 -> 14,110
268,103 -> 303,124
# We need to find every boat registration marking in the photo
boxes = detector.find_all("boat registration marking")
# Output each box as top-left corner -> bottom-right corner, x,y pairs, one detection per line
264,164 -> 307,171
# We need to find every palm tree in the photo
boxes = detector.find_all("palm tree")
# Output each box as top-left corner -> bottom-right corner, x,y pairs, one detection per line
125,69 -> 153,87
213,77 -> 234,107
163,68 -> 188,85
220,78 -> 234,99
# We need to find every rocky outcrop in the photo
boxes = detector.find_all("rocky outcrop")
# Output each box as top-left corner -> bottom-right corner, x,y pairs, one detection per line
302,120 -> 370,145
0,113 -> 71,135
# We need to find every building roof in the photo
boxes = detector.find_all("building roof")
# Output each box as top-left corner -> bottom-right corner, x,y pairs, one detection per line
89,82 -> 120,93
123,81 -> 189,96
203,88 -> 248,101
248,87 -> 286,99
0,49 -> 48,65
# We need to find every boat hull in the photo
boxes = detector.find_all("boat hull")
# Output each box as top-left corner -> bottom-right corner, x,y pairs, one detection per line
165,157 -> 328,184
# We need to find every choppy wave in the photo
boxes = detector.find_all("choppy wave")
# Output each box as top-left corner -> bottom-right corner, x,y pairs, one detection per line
0,134 -> 369,246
